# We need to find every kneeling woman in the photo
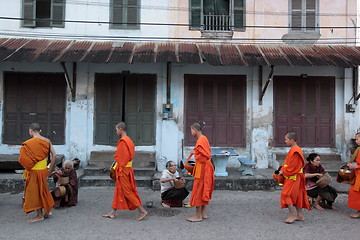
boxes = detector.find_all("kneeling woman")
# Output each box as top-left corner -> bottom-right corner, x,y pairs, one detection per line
160,161 -> 189,208
304,153 -> 338,210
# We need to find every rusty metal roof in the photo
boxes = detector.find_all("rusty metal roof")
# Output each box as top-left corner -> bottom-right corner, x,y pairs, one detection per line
1,38 -> 360,67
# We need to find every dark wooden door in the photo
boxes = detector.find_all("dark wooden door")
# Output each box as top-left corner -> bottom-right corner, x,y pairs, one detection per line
3,72 -> 66,144
274,76 -> 335,147
94,74 -> 124,145
94,73 -> 156,146
184,74 -> 246,147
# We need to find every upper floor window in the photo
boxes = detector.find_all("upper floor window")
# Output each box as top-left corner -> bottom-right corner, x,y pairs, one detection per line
290,0 -> 318,32
22,0 -> 65,28
190,0 -> 245,31
111,0 -> 140,29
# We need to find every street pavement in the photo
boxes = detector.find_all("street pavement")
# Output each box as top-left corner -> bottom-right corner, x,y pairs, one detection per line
1,187 -> 359,240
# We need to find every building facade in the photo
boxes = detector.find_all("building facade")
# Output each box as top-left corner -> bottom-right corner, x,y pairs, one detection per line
0,0 -> 359,170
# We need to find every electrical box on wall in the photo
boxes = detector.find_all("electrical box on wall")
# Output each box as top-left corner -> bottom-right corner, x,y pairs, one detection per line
346,104 -> 356,113
163,103 -> 173,119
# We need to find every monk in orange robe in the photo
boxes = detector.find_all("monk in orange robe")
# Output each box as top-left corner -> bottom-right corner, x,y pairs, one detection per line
279,131 -> 311,224
347,132 -> 360,218
187,122 -> 214,222
103,122 -> 148,221
18,123 -> 56,223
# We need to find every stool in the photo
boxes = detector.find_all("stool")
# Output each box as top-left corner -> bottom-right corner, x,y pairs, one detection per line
238,158 -> 256,176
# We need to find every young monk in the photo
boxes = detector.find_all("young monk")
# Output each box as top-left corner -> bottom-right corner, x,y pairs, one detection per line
278,131 -> 310,224
347,132 -> 360,218
186,122 -> 214,222
18,123 -> 56,223
103,122 -> 148,221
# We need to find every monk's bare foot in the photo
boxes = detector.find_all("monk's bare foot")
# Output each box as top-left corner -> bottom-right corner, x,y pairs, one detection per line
102,213 -> 116,219
136,211 -> 148,221
186,216 -> 203,222
202,215 -> 208,219
295,217 -> 304,221
314,203 -> 325,211
44,211 -> 52,218
27,215 -> 44,223
283,217 -> 296,224
162,202 -> 170,208
350,212 -> 360,218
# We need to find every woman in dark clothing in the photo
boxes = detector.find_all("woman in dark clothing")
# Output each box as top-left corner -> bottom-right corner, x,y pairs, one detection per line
304,153 -> 338,210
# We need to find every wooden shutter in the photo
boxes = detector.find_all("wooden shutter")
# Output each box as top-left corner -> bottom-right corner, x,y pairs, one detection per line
305,0 -> 316,31
94,74 -> 124,145
111,0 -> 124,29
233,0 -> 245,30
190,0 -> 202,30
3,73 -> 66,144
291,0 -> 302,31
125,74 -> 155,146
51,0 -> 65,27
127,0 -> 139,29
184,75 -> 246,147
23,0 -> 36,27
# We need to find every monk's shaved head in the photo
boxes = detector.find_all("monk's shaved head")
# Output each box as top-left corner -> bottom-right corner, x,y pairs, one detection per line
286,131 -> 297,142
29,123 -> 41,132
116,122 -> 126,131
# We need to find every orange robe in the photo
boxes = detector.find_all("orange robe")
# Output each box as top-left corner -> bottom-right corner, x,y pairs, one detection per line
18,138 -> 54,213
112,136 -> 142,211
348,150 -> 360,211
280,145 -> 310,210
190,135 -> 214,207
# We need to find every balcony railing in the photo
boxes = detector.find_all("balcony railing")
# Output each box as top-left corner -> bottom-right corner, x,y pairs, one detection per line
203,14 -> 231,31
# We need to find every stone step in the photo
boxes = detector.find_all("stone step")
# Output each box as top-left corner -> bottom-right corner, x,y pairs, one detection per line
89,151 -> 156,168
79,175 -> 152,188
0,154 -> 65,171
83,166 -> 155,177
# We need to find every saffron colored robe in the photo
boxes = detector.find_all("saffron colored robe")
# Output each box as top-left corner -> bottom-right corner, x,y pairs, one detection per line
280,145 -> 311,210
348,149 -> 360,211
18,138 -> 54,213
190,135 -> 215,207
112,136 -> 142,211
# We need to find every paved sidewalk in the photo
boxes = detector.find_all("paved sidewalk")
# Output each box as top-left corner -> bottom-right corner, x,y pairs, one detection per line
1,187 -> 359,240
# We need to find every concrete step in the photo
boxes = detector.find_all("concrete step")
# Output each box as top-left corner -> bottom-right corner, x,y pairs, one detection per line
89,151 -> 156,168
83,166 -> 155,177
79,175 -> 152,188
0,154 -> 65,171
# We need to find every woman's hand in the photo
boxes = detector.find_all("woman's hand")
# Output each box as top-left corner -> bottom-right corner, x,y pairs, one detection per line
347,163 -> 358,169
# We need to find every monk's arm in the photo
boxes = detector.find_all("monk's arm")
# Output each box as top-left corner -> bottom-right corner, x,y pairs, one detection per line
194,145 -> 211,163
48,142 -> 56,175
281,153 -> 303,177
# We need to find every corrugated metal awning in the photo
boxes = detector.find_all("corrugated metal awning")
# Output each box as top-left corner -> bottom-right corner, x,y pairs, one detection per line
1,38 -> 360,67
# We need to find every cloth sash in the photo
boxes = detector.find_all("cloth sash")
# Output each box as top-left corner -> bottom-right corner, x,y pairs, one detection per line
22,159 -> 48,178
112,161 -> 132,170
194,159 -> 211,179
283,168 -> 303,181
352,147 -> 360,192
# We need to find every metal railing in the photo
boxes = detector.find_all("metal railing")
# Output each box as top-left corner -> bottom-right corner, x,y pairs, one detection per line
203,14 -> 231,31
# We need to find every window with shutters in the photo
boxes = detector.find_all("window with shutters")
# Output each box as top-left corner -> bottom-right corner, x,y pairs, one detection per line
290,0 -> 318,32
95,73 -> 155,146
111,0 -> 140,29
184,75 -> 246,147
3,72 -> 66,144
190,0 -> 245,32
22,0 -> 65,28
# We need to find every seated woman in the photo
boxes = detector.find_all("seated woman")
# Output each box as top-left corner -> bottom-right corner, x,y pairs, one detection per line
160,161 -> 189,208
51,160 -> 78,208
304,153 -> 338,210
